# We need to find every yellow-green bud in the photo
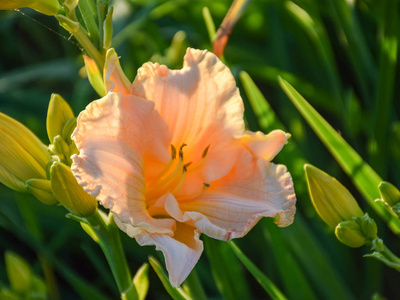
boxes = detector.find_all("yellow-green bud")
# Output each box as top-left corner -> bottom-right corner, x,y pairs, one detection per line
50,161 -> 97,217
335,220 -> 367,248
63,0 -> 78,14
61,117 -> 77,145
103,7 -> 114,51
5,251 -> 32,293
53,135 -> 69,157
0,0 -> 60,15
25,179 -> 58,205
46,94 -> 74,144
379,181 -> 400,207
304,164 -> 364,227
0,113 -> 51,192
133,263 -> 150,300
359,213 -> 378,240
392,203 -> 400,217
83,55 -> 106,97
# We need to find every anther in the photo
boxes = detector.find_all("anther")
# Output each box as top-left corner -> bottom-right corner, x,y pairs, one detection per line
179,144 -> 187,160
202,145 -> 210,158
183,162 -> 192,172
170,144 -> 176,159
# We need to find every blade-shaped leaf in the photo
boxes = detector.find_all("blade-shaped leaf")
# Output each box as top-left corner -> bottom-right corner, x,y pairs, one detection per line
228,241 -> 287,300
148,256 -> 191,300
279,78 -> 400,234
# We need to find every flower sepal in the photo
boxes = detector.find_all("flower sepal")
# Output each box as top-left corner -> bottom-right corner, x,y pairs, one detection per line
0,112 -> 51,192
0,0 -> 61,16
25,179 -> 58,205
304,164 -> 363,228
335,213 -> 377,248
50,161 -> 97,217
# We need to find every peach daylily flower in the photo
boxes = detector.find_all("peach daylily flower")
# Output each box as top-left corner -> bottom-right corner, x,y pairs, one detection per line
71,48 -> 296,287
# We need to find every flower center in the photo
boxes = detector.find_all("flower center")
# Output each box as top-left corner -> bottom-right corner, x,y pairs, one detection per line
145,143 -> 210,206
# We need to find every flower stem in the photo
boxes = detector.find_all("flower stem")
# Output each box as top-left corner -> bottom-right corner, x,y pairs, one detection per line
86,211 -> 138,300
55,15 -> 104,70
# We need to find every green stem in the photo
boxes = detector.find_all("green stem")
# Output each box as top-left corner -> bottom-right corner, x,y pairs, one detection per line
381,243 -> 400,266
86,211 -> 138,300
56,15 -> 104,70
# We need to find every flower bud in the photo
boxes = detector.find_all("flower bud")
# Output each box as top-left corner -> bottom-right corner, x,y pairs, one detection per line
392,203 -> 400,217
0,113 -> 51,192
359,213 -> 378,240
53,135 -> 69,155
50,161 -> 97,216
46,94 -> 75,144
83,55 -> 106,97
25,179 -> 58,205
61,117 -> 77,145
0,0 -> 61,16
378,181 -> 400,207
5,251 -> 32,293
335,220 -> 366,248
304,164 -> 363,227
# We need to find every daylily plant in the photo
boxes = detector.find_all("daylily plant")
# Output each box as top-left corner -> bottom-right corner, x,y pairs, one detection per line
71,48 -> 296,287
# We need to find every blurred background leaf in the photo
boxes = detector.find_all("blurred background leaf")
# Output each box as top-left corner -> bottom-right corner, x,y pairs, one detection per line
0,0 -> 399,298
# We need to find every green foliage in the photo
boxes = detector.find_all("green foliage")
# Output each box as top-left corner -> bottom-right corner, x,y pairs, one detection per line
0,0 -> 399,299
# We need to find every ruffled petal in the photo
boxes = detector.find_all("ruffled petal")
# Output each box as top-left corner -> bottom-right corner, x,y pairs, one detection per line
167,149 -> 296,240
241,130 -> 290,161
131,48 -> 245,181
104,49 -> 132,95
71,93 -> 174,234
135,220 -> 203,287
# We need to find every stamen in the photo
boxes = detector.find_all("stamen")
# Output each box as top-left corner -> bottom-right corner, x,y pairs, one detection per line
202,145 -> 210,158
188,145 -> 210,172
153,144 -> 177,181
179,144 -> 187,160
170,144 -> 177,159
171,167 -> 187,194
183,162 -> 192,171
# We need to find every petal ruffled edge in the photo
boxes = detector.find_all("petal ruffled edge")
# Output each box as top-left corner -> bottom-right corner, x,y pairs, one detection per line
71,92 -> 174,235
165,150 -> 296,241
134,219 -> 203,287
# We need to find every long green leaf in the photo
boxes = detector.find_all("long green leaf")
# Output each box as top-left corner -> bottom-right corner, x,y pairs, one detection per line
240,71 -> 307,196
148,256 -> 191,300
204,236 -> 251,300
279,78 -> 400,234
370,0 -> 399,176
328,0 -> 376,104
228,241 -> 287,300
262,220 -> 318,300
0,206 -> 108,300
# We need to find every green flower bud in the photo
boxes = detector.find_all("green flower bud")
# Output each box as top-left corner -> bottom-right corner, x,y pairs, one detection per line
379,181 -> 400,207
359,213 -> 378,240
0,0 -> 61,15
304,164 -> 363,227
61,117 -> 77,145
5,251 -> 32,293
0,113 -> 51,192
25,179 -> 58,205
103,7 -> 114,51
46,94 -> 74,144
335,220 -> 367,248
392,203 -> 400,218
53,135 -> 70,160
50,161 -> 97,217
